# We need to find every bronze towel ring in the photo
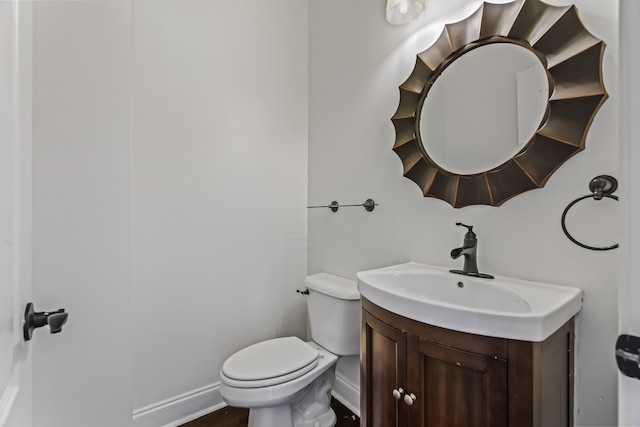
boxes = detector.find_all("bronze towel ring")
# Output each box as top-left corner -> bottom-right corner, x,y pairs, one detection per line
561,175 -> 618,251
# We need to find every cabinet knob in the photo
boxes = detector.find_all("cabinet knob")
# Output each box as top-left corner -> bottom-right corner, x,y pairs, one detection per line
392,388 -> 405,400
404,393 -> 417,406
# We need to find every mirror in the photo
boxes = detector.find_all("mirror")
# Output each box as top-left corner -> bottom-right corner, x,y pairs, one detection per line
420,43 -> 548,175
392,0 -> 607,208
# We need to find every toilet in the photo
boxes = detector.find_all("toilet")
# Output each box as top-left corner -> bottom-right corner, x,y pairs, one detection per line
219,272 -> 361,427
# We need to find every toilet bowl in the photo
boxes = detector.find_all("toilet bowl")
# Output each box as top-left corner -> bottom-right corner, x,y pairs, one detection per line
220,339 -> 338,427
219,273 -> 360,427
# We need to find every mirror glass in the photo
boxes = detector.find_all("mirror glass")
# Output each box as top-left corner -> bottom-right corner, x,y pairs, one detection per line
419,43 -> 548,175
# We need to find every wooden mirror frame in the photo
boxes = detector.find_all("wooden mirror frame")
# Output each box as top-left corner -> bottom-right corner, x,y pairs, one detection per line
392,0 -> 607,208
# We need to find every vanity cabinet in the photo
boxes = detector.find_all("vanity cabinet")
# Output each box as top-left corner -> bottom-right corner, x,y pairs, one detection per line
361,298 -> 574,427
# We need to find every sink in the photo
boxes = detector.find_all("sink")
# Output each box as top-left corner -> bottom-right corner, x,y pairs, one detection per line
356,262 -> 583,342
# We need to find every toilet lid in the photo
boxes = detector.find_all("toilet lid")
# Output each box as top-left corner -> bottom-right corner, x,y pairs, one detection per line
222,337 -> 319,384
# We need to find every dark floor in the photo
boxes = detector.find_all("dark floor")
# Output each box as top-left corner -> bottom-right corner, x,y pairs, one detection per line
180,397 -> 359,427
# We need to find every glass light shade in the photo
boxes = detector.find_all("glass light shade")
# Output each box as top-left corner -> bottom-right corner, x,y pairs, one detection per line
386,0 -> 425,25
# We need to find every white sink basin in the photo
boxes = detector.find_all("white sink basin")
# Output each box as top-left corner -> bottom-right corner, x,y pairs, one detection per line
356,262 -> 583,342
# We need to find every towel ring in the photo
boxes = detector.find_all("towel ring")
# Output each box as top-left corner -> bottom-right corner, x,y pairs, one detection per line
561,175 -> 618,251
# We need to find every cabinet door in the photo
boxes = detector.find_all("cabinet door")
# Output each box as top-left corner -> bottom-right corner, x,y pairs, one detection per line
361,311 -> 406,427
406,336 -> 508,427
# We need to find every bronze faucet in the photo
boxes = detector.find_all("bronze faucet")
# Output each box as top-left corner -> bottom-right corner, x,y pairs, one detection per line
450,223 -> 494,279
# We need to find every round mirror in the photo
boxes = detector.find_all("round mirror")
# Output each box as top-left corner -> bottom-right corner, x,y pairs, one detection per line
391,0 -> 608,208
419,43 -> 548,175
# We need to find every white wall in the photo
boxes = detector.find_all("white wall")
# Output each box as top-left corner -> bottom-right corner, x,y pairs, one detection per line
30,2 -> 309,425
31,1 -> 133,426
131,0 -> 309,417
309,0 -> 619,425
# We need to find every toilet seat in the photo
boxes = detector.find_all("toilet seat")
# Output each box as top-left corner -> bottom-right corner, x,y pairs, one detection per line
221,337 -> 319,388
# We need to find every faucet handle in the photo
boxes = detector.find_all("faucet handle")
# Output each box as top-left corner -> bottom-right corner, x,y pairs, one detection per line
455,222 -> 472,231
455,222 -> 475,236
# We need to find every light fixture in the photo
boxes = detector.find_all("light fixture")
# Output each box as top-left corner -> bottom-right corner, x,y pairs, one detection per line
386,0 -> 425,25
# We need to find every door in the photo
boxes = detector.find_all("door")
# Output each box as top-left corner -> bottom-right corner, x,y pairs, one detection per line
362,311 -> 406,427
406,336 -> 508,427
0,1 -> 32,425
2,1 -> 134,426
618,0 -> 640,424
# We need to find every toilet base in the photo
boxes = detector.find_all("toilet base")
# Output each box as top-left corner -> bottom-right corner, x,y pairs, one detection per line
248,405 -> 295,427
293,407 -> 336,427
248,407 -> 336,427
247,365 -> 337,427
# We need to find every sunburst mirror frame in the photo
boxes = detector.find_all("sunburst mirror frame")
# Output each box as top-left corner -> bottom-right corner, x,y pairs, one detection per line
392,0 -> 608,208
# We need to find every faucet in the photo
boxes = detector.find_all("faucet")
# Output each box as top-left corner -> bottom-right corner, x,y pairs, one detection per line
450,223 -> 494,279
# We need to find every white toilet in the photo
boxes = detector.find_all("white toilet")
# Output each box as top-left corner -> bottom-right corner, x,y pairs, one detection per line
219,272 -> 361,427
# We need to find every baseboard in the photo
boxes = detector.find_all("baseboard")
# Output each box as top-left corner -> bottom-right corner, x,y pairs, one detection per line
132,374 -> 360,427
132,383 -> 226,427
331,372 -> 360,418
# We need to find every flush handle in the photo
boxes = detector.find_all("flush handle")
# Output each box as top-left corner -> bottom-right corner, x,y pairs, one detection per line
23,302 -> 69,341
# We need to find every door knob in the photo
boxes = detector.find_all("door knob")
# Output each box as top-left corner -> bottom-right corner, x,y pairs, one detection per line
392,388 -> 405,400
404,392 -> 417,405
616,334 -> 640,379
23,302 -> 69,341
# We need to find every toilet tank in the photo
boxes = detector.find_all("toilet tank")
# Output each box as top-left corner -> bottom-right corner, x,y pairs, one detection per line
304,273 -> 361,356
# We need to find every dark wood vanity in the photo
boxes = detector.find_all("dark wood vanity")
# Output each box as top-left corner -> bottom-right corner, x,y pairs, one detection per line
360,297 -> 575,427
